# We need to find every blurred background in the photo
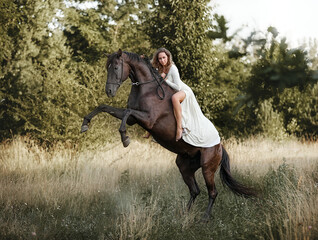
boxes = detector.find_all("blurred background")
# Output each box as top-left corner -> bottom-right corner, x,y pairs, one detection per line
1,0 -> 317,143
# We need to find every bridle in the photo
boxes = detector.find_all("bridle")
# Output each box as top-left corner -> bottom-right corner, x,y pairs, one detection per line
106,58 -> 125,87
106,59 -> 124,87
131,67 -> 166,100
106,57 -> 166,100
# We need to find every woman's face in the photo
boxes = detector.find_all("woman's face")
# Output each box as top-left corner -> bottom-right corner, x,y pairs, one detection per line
158,52 -> 168,67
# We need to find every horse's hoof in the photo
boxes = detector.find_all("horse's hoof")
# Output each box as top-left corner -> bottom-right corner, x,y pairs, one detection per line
200,213 -> 210,223
81,125 -> 89,133
122,137 -> 130,147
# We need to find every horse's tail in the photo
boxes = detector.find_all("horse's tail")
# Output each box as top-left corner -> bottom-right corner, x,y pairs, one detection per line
220,145 -> 257,198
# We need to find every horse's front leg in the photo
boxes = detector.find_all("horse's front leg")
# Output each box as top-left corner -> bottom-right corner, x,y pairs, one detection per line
118,109 -> 152,147
81,104 -> 132,133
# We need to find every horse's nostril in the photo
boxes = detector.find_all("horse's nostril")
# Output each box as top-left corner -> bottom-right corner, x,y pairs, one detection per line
106,87 -> 113,97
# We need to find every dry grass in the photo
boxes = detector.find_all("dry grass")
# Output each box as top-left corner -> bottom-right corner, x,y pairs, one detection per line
0,136 -> 317,239
225,137 -> 318,176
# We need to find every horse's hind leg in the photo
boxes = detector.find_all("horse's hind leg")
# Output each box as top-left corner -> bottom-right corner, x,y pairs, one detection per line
200,145 -> 222,221
176,154 -> 201,211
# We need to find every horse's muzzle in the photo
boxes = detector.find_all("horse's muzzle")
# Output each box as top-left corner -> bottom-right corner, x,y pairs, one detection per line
106,86 -> 116,97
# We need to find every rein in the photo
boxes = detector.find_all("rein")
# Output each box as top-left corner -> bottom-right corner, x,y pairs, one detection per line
131,79 -> 156,86
130,64 -> 166,100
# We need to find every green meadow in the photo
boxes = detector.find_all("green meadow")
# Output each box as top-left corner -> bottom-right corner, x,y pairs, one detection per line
1,136 -> 317,239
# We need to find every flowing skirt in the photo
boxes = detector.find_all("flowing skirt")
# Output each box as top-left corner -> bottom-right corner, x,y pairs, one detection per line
180,85 -> 220,148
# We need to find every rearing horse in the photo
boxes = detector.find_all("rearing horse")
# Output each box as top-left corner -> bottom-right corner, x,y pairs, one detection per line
81,49 -> 256,221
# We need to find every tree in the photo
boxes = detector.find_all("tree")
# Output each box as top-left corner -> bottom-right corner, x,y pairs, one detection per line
233,27 -> 318,138
306,38 -> 318,70
145,0 -> 215,85
63,0 -> 152,63
0,0 -> 106,141
236,27 -> 315,109
0,0 -> 155,141
1,0 -> 71,139
277,84 -> 318,137
207,13 -> 233,42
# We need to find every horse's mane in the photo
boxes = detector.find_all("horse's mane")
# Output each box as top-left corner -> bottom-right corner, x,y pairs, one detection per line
124,51 -> 143,63
124,51 -> 165,83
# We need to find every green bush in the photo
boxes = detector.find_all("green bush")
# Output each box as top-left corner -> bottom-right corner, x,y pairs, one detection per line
255,99 -> 288,140
278,83 -> 318,138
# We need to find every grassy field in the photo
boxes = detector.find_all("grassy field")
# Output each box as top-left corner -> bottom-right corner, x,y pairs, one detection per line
0,136 -> 317,239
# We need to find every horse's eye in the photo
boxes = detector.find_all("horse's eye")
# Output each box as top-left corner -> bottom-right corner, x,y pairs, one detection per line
114,66 -> 118,70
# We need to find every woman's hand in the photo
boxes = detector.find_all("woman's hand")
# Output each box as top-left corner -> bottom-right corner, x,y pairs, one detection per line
161,73 -> 166,79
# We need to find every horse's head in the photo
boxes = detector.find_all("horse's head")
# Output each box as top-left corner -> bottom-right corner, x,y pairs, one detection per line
105,49 -> 130,97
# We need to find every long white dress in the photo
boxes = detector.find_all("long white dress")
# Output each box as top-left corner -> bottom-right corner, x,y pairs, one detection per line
165,64 -> 220,147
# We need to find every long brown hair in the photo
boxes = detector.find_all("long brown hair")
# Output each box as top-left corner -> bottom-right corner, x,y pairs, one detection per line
152,48 -> 173,74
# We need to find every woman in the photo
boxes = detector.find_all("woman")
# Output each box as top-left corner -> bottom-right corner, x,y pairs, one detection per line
152,48 -> 220,147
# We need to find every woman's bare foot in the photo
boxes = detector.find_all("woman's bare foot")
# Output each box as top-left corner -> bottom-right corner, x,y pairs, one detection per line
143,131 -> 151,139
176,128 -> 183,141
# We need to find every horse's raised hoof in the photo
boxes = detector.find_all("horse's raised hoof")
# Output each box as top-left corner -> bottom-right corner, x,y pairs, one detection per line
200,213 -> 210,223
122,136 -> 130,147
81,125 -> 89,133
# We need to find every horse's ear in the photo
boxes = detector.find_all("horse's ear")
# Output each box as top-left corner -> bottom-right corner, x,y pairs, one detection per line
117,49 -> 122,58
141,54 -> 150,62
103,52 -> 110,58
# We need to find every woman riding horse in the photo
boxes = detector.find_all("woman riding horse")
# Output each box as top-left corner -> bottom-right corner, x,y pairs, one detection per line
152,48 -> 220,146
81,49 -> 256,221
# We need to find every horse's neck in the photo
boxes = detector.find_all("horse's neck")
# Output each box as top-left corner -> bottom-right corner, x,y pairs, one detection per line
127,59 -> 174,107
129,61 -> 158,92
131,61 -> 153,84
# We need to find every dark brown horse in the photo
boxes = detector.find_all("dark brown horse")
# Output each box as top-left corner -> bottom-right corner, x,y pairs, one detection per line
81,49 -> 256,221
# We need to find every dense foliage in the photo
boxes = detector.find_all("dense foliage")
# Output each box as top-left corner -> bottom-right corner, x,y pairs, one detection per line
146,0 -> 214,84
1,0 -> 317,142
